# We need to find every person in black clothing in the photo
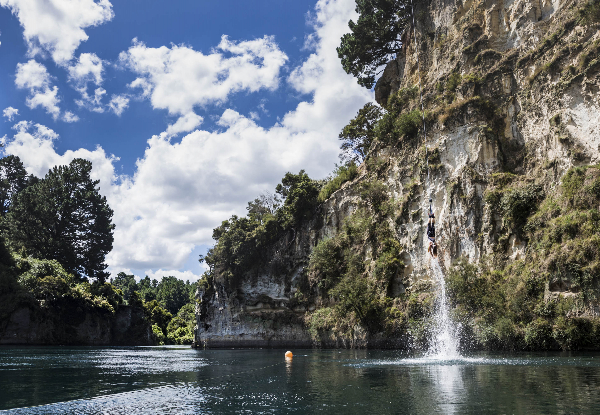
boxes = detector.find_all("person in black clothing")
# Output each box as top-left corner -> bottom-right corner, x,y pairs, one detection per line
427,200 -> 437,258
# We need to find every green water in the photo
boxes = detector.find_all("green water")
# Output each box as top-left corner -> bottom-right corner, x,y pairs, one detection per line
1,347 -> 600,414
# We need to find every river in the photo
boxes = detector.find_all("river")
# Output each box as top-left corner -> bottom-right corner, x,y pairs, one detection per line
1,346 -> 600,414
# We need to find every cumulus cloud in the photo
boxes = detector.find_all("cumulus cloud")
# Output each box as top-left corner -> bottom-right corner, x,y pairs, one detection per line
5,120 -> 116,182
0,0 -> 114,65
15,59 -> 50,89
15,60 -> 63,119
4,0 -> 371,278
26,86 -> 61,119
119,35 -> 288,132
62,111 -> 79,123
68,52 -> 103,86
75,87 -> 106,112
164,112 -> 203,137
108,94 -> 129,116
143,269 -> 203,283
3,107 -> 19,121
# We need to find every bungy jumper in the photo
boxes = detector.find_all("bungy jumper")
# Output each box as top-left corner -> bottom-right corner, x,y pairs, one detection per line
427,199 -> 437,258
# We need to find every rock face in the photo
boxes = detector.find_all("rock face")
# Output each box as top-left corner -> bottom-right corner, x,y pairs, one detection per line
0,305 -> 153,345
196,0 -> 600,348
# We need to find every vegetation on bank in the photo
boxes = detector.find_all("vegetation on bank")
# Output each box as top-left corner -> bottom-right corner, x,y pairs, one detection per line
111,273 -> 197,345
201,170 -> 321,285
0,155 -> 196,345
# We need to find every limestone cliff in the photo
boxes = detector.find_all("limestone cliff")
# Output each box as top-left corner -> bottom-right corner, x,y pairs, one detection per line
195,0 -> 600,350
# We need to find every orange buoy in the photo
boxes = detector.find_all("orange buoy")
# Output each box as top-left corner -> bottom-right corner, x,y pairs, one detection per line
285,351 -> 293,358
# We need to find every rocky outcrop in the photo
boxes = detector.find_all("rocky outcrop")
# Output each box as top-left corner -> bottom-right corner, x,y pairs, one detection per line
0,304 -> 153,345
196,0 -> 600,349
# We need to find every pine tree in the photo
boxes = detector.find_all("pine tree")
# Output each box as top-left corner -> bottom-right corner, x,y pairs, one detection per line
6,158 -> 114,282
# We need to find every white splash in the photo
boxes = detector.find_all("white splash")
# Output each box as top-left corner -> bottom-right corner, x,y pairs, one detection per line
426,258 -> 461,359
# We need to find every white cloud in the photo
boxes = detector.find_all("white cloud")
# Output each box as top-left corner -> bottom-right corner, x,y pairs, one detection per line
120,35 -> 288,120
68,52 -> 103,85
143,269 -> 203,282
108,94 -> 129,116
4,0 -> 371,278
6,120 -> 116,182
75,87 -> 105,112
26,85 -> 61,119
15,60 -> 62,119
15,59 -> 50,89
164,112 -> 203,137
0,0 -> 114,65
62,111 -> 79,123
3,107 -> 19,121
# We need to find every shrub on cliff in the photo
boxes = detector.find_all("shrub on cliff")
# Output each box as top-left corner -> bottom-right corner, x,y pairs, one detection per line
204,171 -> 320,282
319,162 -> 359,202
339,103 -> 382,162
448,166 -> 600,351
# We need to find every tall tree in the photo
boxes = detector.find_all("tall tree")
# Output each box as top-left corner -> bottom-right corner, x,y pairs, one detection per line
6,158 -> 114,282
337,0 -> 411,88
275,170 -> 320,230
111,272 -> 138,301
0,155 -> 30,216
157,276 -> 189,315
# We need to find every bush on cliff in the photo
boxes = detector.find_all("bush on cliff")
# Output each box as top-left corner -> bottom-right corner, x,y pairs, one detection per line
204,171 -> 320,283
319,162 -> 359,202
339,103 -> 382,162
449,165 -> 600,350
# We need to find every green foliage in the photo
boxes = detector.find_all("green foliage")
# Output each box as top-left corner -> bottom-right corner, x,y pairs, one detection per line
0,155 -> 31,217
438,96 -> 495,124
447,166 -> 600,350
308,236 -> 348,293
156,276 -> 191,315
578,0 -> 600,25
394,109 -> 424,139
144,299 -> 173,335
5,158 -> 114,282
359,180 -> 389,213
386,85 -> 418,113
152,324 -> 166,345
497,184 -> 545,235
307,207 -> 406,339
337,0 -> 411,88
339,103 -> 382,162
445,72 -> 462,91
111,272 -> 137,302
166,303 -> 196,345
275,170 -> 320,230
206,214 -> 280,279
371,86 -> 423,145
526,165 -> 600,300
319,162 -> 359,202
524,318 -> 554,350
205,171 -> 320,286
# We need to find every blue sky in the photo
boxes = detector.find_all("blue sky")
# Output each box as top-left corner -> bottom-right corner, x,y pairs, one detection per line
0,0 -> 373,280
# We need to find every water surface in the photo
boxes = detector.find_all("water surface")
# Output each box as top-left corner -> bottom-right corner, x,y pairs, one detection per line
1,346 -> 600,414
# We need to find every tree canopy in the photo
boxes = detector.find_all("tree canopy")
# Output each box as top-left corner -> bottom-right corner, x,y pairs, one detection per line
339,102 -> 383,162
203,170 -> 320,282
0,155 -> 33,217
337,0 -> 412,88
5,158 -> 114,282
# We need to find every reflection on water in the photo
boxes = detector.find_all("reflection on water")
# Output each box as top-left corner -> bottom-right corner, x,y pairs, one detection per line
2,347 -> 600,414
